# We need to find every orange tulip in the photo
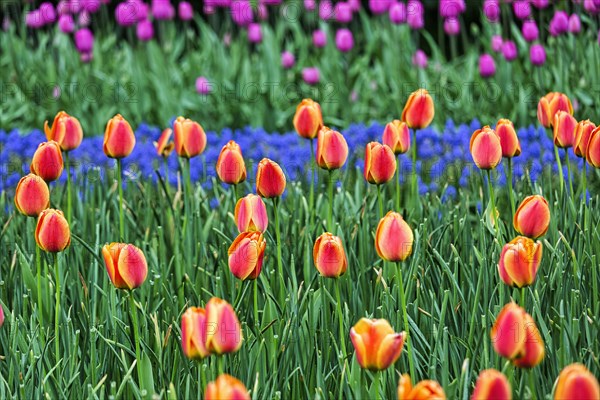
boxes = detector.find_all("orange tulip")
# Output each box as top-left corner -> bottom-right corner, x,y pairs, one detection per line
382,119 -> 410,155
316,127 -> 349,170
204,374 -> 251,400
313,232 -> 347,278
470,126 -> 502,170
397,374 -> 446,400
216,140 -> 247,184
401,89 -> 435,129
173,116 -> 207,158
35,209 -> 70,252
181,306 -> 210,359
554,363 -> 600,400
15,174 -> 50,217
103,114 -> 136,159
364,142 -> 396,184
498,236 -> 543,288
496,119 -> 521,158
101,243 -> 148,290
234,194 -> 268,232
349,318 -> 406,371
30,141 -> 64,182
228,231 -> 266,280
471,369 -> 512,400
154,128 -> 174,157
44,111 -> 83,151
293,98 -> 323,139
205,297 -> 243,355
512,312 -> 544,368
513,195 -> 550,239
553,111 -> 577,148
574,120 -> 596,158
256,158 -> 286,198
586,126 -> 600,168
375,211 -> 413,262
537,92 -> 573,128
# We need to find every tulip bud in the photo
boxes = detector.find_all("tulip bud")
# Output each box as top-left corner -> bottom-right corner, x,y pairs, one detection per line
181,306 -> 210,359
553,111 -> 577,148
0,305 -> 4,329
154,128 -> 174,157
313,232 -> 348,278
30,141 -> 64,182
316,127 -> 349,170
293,98 -> 323,139
498,236 -> 543,288
554,363 -> 600,400
496,119 -> 521,158
537,92 -> 573,128
397,374 -> 446,400
364,142 -> 396,184
471,369 -> 512,400
44,111 -> 83,151
173,116 -> 207,158
228,231 -> 266,280
234,194 -> 268,232
256,158 -> 286,198
382,120 -> 410,155
216,140 -> 247,184
375,211 -> 414,262
101,243 -> 148,290
470,126 -> 502,170
15,174 -> 50,217
205,297 -> 243,355
587,126 -> 600,168
204,374 -> 251,400
349,318 -> 406,371
574,120 -> 596,158
401,88 -> 435,129
512,312 -> 544,368
35,209 -> 71,252
513,195 -> 550,239
103,114 -> 136,159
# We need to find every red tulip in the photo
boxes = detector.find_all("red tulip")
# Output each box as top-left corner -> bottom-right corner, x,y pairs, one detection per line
470,126 -> 502,170
15,174 -> 50,217
553,111 -> 577,148
586,126 -> 600,168
228,231 -> 266,280
537,92 -> 573,128
313,232 -> 347,278
181,306 -> 210,359
364,142 -> 396,184
204,374 -> 251,400
103,114 -> 136,159
234,194 -> 268,232
44,110 -> 83,151
471,369 -> 512,400
513,195 -> 550,239
205,297 -> 243,355
512,312 -> 545,368
216,140 -> 247,184
173,116 -> 207,158
375,211 -> 413,262
382,119 -> 410,155
293,98 -> 323,139
154,128 -> 174,157
35,209 -> 71,252
496,119 -> 521,158
101,243 -> 148,290
30,141 -> 64,182
256,158 -> 286,198
401,89 -> 435,129
574,120 -> 596,158
350,318 -> 405,371
316,127 -> 349,170
554,363 -> 600,400
498,236 -> 543,288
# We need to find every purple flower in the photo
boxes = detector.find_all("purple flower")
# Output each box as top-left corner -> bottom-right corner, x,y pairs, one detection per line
522,20 -> 539,42
585,0 -> 600,14
319,0 -> 334,20
568,14 -> 581,34
80,52 -> 93,63
78,11 -> 91,27
440,0 -> 465,19
407,0 -> 424,29
281,51 -> 295,69
549,10 -> 569,36
302,67 -> 320,85
248,23 -> 262,43
152,0 -> 175,20
491,34 -> 503,52
57,1 -> 71,16
335,2 -> 353,23
483,0 -> 500,23
304,0 -> 316,11
348,0 -> 361,12
479,54 -> 496,78
444,18 -> 460,36
136,20 -> 154,41
58,14 -> 75,33
412,49 -> 428,68
81,0 -> 102,13
335,28 -> 354,52
389,2 -> 407,24
530,44 -> 546,66
26,10 -> 44,28
231,0 -> 253,26
513,0 -> 531,20
501,40 -> 517,61
313,29 -> 327,48
532,0 -> 549,9
74,28 -> 94,54
39,2 -> 57,24
196,76 -> 212,95
369,0 -> 391,15
178,2 -> 194,20
115,2 -> 137,26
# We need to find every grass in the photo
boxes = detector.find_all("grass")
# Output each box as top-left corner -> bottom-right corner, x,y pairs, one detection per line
0,149 -> 598,399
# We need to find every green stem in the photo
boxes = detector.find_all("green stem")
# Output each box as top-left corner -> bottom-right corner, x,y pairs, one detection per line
411,130 -> 418,203
520,287 -> 525,308
373,372 -> 380,400
54,253 -> 60,362
65,151 -> 72,224
310,139 -> 315,222
328,170 -> 334,232
377,185 -> 383,219
395,159 -> 401,211
273,197 -> 284,305
565,149 -> 574,199
334,280 -> 347,361
529,369 -> 536,400
397,262 -> 415,381
36,245 -> 43,340
232,183 -> 238,205
583,162 -> 588,232
253,278 -> 259,328
507,158 -> 515,219
217,356 -> 224,376
129,293 -> 142,388
554,146 -> 565,197
163,157 -> 170,197
486,170 -> 499,239
117,159 -> 125,240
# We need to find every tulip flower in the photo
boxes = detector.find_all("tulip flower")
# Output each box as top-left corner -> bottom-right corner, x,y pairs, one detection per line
0,305 -> 3,329
256,158 -> 286,198
364,142 -> 396,185
181,306 -> 210,359
512,312 -> 545,368
537,92 -> 573,128
14,174 -> 50,217
30,141 -> 64,182
397,374 -> 446,400
234,194 -> 268,232
587,126 -> 600,168
553,111 -> 577,148
313,232 -> 347,278
216,140 -> 247,185
382,120 -> 410,155
574,120 -> 596,159
205,297 -> 243,354
173,116 -> 206,159
375,211 -> 414,262
44,111 -> 83,151
35,209 -> 71,253
498,236 -> 543,288
155,128 -> 174,157
228,231 -> 266,280
102,243 -> 148,290
401,88 -> 434,129
513,195 -> 550,239
103,114 -> 136,159
204,374 -> 251,400
316,127 -> 349,170
293,98 -> 323,139
470,126 -> 502,170
350,318 -> 405,371
554,363 -> 600,400
471,369 -> 511,400
496,119 -> 520,158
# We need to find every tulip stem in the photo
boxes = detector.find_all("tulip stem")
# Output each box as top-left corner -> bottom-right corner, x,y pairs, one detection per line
395,159 -> 401,211
117,159 -> 125,240
310,138 -> 315,222
36,245 -> 43,340
253,278 -> 259,329
272,197 -> 284,305
129,293 -> 142,389
163,158 -> 170,197
520,287 -> 525,308
372,371 -> 380,399
65,151 -> 72,224
334,280 -> 347,361
377,185 -> 383,220
217,356 -> 224,376
397,262 -> 415,381
328,170 -> 334,232
411,130 -> 418,206
54,253 -> 60,362
554,146 -> 565,197
486,170 -> 499,238
583,162 -> 588,232
529,369 -> 536,400
506,158 -> 516,220
564,149 -> 574,199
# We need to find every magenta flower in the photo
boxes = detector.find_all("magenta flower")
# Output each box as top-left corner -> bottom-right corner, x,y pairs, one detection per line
178,2 -> 194,20
304,0 -> 316,11
196,76 -> 212,95
491,35 -> 503,52
281,51 -> 295,69
152,0 -> 175,20
248,23 -> 262,43
483,0 -> 500,23
115,2 -> 137,26
302,67 -> 320,85
40,2 -> 57,24
335,28 -> 354,52
137,20 -> 154,41
74,28 -> 94,54
513,0 -> 531,20
440,0 -> 465,19
81,0 -> 102,13
58,14 -> 75,33
319,0 -> 334,20
530,44 -> 546,66
369,0 -> 391,15
444,18 -> 460,36
501,40 -> 517,61
389,2 -> 406,24
532,0 -> 549,9
26,10 -> 44,28
549,10 -> 569,36
313,29 -> 327,48
335,2 -> 353,23
407,0 -> 424,29
348,0 -> 361,11
522,20 -> 539,42
231,0 -> 253,26
568,14 -> 581,34
412,49 -> 428,68
257,3 -> 268,20
479,54 -> 496,78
